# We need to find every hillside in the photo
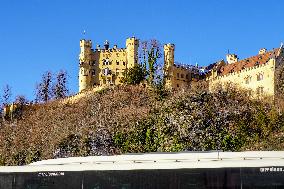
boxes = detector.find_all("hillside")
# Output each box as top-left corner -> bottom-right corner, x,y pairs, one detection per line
0,85 -> 284,165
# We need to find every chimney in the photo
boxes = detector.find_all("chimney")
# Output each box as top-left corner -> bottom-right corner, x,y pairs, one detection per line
96,45 -> 101,50
104,40 -> 109,50
259,48 -> 267,55
226,54 -> 238,64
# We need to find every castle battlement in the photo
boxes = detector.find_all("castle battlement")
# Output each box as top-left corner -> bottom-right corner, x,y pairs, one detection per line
78,36 -> 283,96
210,61 -> 272,81
208,45 -> 283,97
78,37 -> 139,92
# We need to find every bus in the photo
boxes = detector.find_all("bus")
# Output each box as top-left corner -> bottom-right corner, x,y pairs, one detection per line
0,151 -> 284,188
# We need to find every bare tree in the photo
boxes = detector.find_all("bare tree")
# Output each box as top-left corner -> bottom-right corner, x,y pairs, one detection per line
139,40 -> 163,85
15,95 -> 29,105
2,84 -> 12,106
35,71 -> 53,103
52,70 -> 69,99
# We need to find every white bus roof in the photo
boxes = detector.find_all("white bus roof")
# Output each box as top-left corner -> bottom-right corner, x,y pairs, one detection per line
0,151 -> 283,173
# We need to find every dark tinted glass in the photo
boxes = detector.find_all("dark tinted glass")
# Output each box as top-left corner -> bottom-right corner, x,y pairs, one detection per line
0,167 -> 283,189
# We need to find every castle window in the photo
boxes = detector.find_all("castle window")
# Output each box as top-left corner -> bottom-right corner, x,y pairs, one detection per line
256,86 -> 264,95
123,62 -> 126,66
245,76 -> 252,84
105,59 -> 110,65
181,74 -> 184,78
92,70 -> 95,76
257,73 -> 264,81
116,61 -> 119,65
177,84 -> 179,88
177,73 -> 180,78
248,90 -> 252,96
186,74 -> 189,79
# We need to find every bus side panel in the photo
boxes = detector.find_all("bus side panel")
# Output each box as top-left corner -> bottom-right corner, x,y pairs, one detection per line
13,172 -> 82,189
241,167 -> 284,189
0,174 -> 13,189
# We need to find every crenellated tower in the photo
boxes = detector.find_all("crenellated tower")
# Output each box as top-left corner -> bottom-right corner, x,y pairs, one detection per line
79,39 -> 94,92
126,37 -> 139,68
164,43 -> 175,69
164,43 -> 175,89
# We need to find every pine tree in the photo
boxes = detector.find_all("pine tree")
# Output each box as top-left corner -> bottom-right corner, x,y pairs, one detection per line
52,70 -> 69,99
35,71 -> 53,103
2,84 -> 12,106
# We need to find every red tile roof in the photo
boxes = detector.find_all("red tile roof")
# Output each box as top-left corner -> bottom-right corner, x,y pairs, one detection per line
219,48 -> 280,76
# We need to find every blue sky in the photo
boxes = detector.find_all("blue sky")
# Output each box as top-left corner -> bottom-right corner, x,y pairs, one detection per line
0,0 -> 283,100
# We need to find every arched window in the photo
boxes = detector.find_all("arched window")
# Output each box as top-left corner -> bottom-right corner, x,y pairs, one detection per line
245,76 -> 252,84
257,73 -> 264,81
256,86 -> 264,95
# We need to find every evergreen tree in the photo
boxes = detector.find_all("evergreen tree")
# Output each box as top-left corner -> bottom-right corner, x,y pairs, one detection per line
52,70 -> 69,99
121,64 -> 147,85
2,84 -> 12,106
35,71 -> 53,103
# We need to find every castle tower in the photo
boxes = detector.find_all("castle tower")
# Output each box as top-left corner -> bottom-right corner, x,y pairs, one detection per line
126,37 -> 139,68
164,43 -> 175,74
164,43 -> 175,89
79,39 -> 94,92
226,54 -> 238,64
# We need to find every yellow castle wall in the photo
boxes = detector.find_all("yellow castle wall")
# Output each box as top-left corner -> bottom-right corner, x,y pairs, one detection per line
79,37 -> 139,92
163,43 -> 201,90
208,58 -> 276,97
167,66 -> 193,89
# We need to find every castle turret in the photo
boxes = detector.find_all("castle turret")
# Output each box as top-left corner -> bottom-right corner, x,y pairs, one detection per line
79,39 -> 94,92
126,37 -> 139,68
164,43 -> 175,89
164,43 -> 175,73
226,54 -> 238,64
259,48 -> 267,55
104,40 -> 110,50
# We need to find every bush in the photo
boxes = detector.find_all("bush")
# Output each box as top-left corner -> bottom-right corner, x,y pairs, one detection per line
121,64 -> 147,85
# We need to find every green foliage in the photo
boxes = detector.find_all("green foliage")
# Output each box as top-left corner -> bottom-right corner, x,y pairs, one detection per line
113,86 -> 284,153
150,78 -> 168,101
121,64 -> 147,85
11,149 -> 41,166
54,131 -> 115,158
1,85 -> 284,165
96,87 -> 110,94
139,40 -> 163,85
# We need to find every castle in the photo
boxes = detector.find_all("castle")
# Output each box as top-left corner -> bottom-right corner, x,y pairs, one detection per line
79,37 -> 284,97
78,37 -> 204,92
207,45 -> 284,97
79,37 -> 139,92
163,44 -> 205,90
